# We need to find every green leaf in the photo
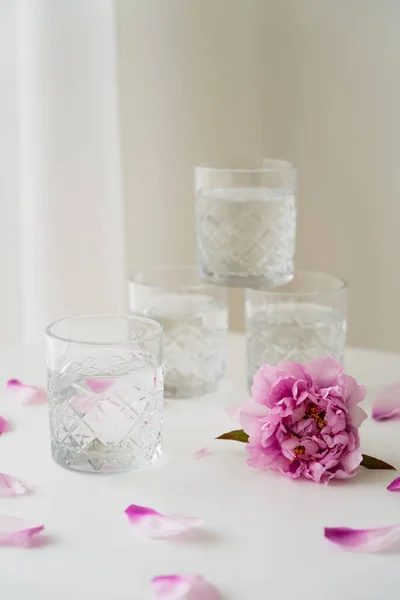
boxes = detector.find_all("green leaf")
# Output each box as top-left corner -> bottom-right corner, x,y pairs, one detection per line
361,454 -> 396,470
216,429 -> 249,443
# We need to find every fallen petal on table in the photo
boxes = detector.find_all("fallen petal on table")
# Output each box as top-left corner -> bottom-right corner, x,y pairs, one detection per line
387,477 -> 400,492
125,504 -> 204,539
5,379 -> 47,406
0,416 -> 10,434
193,447 -> 213,460
325,525 -> 400,552
372,383 -> 400,421
0,515 -> 45,547
0,473 -> 33,497
151,574 -> 222,599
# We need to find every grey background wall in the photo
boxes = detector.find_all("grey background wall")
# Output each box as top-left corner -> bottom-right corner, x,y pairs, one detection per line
116,0 -> 400,352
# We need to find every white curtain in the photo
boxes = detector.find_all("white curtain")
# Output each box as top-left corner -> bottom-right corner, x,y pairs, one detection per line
1,0 -> 125,347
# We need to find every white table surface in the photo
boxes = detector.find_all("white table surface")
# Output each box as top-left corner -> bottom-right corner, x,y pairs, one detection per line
1,335 -> 400,599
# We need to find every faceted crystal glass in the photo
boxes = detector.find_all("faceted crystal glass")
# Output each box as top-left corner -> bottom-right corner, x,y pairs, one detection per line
246,271 -> 347,387
46,315 -> 164,473
129,266 -> 228,398
195,160 -> 297,288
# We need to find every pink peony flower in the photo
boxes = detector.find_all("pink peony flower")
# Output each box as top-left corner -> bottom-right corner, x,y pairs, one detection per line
240,358 -> 367,484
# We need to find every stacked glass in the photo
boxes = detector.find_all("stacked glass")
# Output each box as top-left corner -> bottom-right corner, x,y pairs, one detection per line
129,266 -> 228,398
194,159 -> 347,387
195,160 -> 297,288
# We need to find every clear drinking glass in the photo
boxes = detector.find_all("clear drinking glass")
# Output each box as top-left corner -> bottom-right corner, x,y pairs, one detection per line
46,315 -> 164,473
129,266 -> 228,398
195,160 -> 297,288
246,271 -> 347,387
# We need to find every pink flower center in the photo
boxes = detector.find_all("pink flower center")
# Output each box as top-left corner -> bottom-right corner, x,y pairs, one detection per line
304,406 -> 326,429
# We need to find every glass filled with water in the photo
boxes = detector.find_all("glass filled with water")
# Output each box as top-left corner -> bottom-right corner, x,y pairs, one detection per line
46,315 -> 164,473
195,160 -> 297,288
246,271 -> 347,387
129,266 -> 228,398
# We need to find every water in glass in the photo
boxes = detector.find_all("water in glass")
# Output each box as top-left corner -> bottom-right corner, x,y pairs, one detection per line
246,302 -> 346,386
143,293 -> 227,397
196,187 -> 296,287
49,357 -> 163,473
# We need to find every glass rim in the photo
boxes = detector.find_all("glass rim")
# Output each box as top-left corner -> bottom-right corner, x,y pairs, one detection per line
129,264 -> 213,292
194,159 -> 295,175
45,313 -> 164,346
247,271 -> 347,297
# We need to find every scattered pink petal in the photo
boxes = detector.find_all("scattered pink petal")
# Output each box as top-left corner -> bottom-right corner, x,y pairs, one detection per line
85,378 -> 114,393
0,416 -> 10,434
387,477 -> 400,492
225,403 -> 241,423
193,447 -> 213,460
6,379 -> 47,406
69,394 -> 97,416
151,574 -> 222,599
0,515 -> 44,547
70,379 -> 117,416
372,384 -> 400,421
0,474 -> 33,497
325,525 -> 400,552
124,504 -> 204,539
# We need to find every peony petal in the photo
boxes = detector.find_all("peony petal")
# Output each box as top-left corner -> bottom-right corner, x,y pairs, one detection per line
0,416 -> 11,434
0,515 -> 44,547
372,384 -> 400,421
276,361 -> 310,381
239,399 -> 269,441
305,357 -> 343,389
6,379 -> 47,406
69,394 -> 97,416
0,473 -> 33,497
124,505 -> 204,539
7,379 -> 21,387
251,364 -> 277,405
193,447 -> 213,460
387,477 -> 400,492
85,378 -> 114,393
344,376 -> 366,406
350,405 -> 368,428
325,525 -> 400,552
225,403 -> 241,423
339,448 -> 363,474
150,574 -> 222,599
307,462 -> 326,483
